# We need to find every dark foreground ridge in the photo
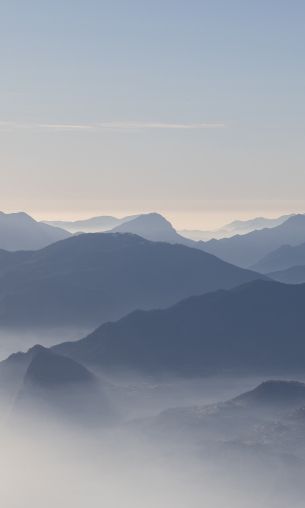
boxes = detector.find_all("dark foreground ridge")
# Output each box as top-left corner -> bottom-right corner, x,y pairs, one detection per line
53,279 -> 305,376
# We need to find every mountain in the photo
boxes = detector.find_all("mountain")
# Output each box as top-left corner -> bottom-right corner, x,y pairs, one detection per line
0,211 -> 70,251
110,213 -> 192,244
0,232 -> 263,329
24,345 -> 95,386
45,214 -> 138,233
0,249 -> 30,275
150,380 -> 305,446
268,265 -> 305,284
253,241 -> 305,274
233,380 -> 305,411
54,279 -> 305,376
5,346 -> 114,426
0,344 -> 93,398
180,214 -> 294,241
199,214 -> 305,268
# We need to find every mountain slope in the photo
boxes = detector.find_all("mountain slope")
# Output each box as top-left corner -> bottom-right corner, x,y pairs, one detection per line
199,214 -> 305,268
110,212 -> 193,244
151,380 -> 305,444
8,346 -> 114,425
45,214 -> 137,233
54,279 -> 305,376
0,232 -> 263,329
233,380 -> 305,410
180,213 -> 293,241
0,211 -> 70,251
268,265 -> 305,284
253,241 -> 305,274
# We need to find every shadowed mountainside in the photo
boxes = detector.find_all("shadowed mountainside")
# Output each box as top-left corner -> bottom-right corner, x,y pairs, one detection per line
0,211 -> 70,251
180,213 -> 293,241
198,214 -> 305,268
0,232 -> 263,329
253,241 -> 305,274
53,279 -> 305,376
45,214 -> 138,233
268,265 -> 305,284
110,213 -> 190,243
2,345 -> 115,426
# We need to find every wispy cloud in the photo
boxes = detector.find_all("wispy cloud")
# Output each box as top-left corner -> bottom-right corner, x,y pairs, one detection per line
0,121 -> 94,132
97,121 -> 225,131
0,120 -> 225,132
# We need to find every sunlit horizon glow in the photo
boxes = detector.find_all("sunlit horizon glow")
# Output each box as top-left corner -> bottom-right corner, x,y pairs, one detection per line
1,1 -> 305,230
2,203 -> 305,231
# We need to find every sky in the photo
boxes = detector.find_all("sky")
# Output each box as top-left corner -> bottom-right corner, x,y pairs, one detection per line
0,0 -> 305,229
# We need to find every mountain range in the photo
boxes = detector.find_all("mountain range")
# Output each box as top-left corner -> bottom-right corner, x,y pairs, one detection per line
45,214 -> 138,233
0,211 -> 70,251
180,213 -> 294,241
53,279 -> 305,376
91,213 -> 305,271
268,265 -> 305,284
199,214 -> 305,268
253,241 -> 305,274
45,211 -> 295,240
42,211 -> 305,275
0,232 -> 262,329
150,380 -> 305,459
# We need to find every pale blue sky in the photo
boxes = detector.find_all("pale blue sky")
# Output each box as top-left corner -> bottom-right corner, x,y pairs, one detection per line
1,0 -> 305,228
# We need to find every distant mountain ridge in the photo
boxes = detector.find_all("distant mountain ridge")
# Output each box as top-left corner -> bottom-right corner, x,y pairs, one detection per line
180,213 -> 294,241
110,213 -> 192,244
268,264 -> 305,285
105,213 -> 305,272
45,211 -> 295,240
45,214 -> 138,233
0,211 -> 70,251
199,214 -> 305,267
253,240 -> 305,274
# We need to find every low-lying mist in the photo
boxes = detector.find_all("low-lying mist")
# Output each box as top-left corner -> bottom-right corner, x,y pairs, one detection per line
1,373 -> 305,508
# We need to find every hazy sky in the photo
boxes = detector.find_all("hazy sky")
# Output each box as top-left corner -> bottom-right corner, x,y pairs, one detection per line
1,0 -> 305,228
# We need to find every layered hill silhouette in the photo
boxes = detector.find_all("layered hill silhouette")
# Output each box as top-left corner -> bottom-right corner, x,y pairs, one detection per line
0,232 -> 262,329
253,241 -> 305,274
0,211 -> 70,251
46,211 -> 294,240
110,212 -> 192,244
180,213 -> 293,241
54,280 -> 305,376
4,346 -> 114,426
199,214 -> 305,267
152,380 -> 305,443
108,213 -> 305,270
232,380 -> 305,411
268,265 -> 305,284
45,214 -> 137,233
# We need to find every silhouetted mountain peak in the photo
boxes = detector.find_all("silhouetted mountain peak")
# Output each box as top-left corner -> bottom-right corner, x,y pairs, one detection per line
24,347 -> 95,387
285,213 -> 305,225
0,211 -> 70,251
111,213 -> 177,239
234,380 -> 305,408
0,211 -> 35,224
130,212 -> 175,228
